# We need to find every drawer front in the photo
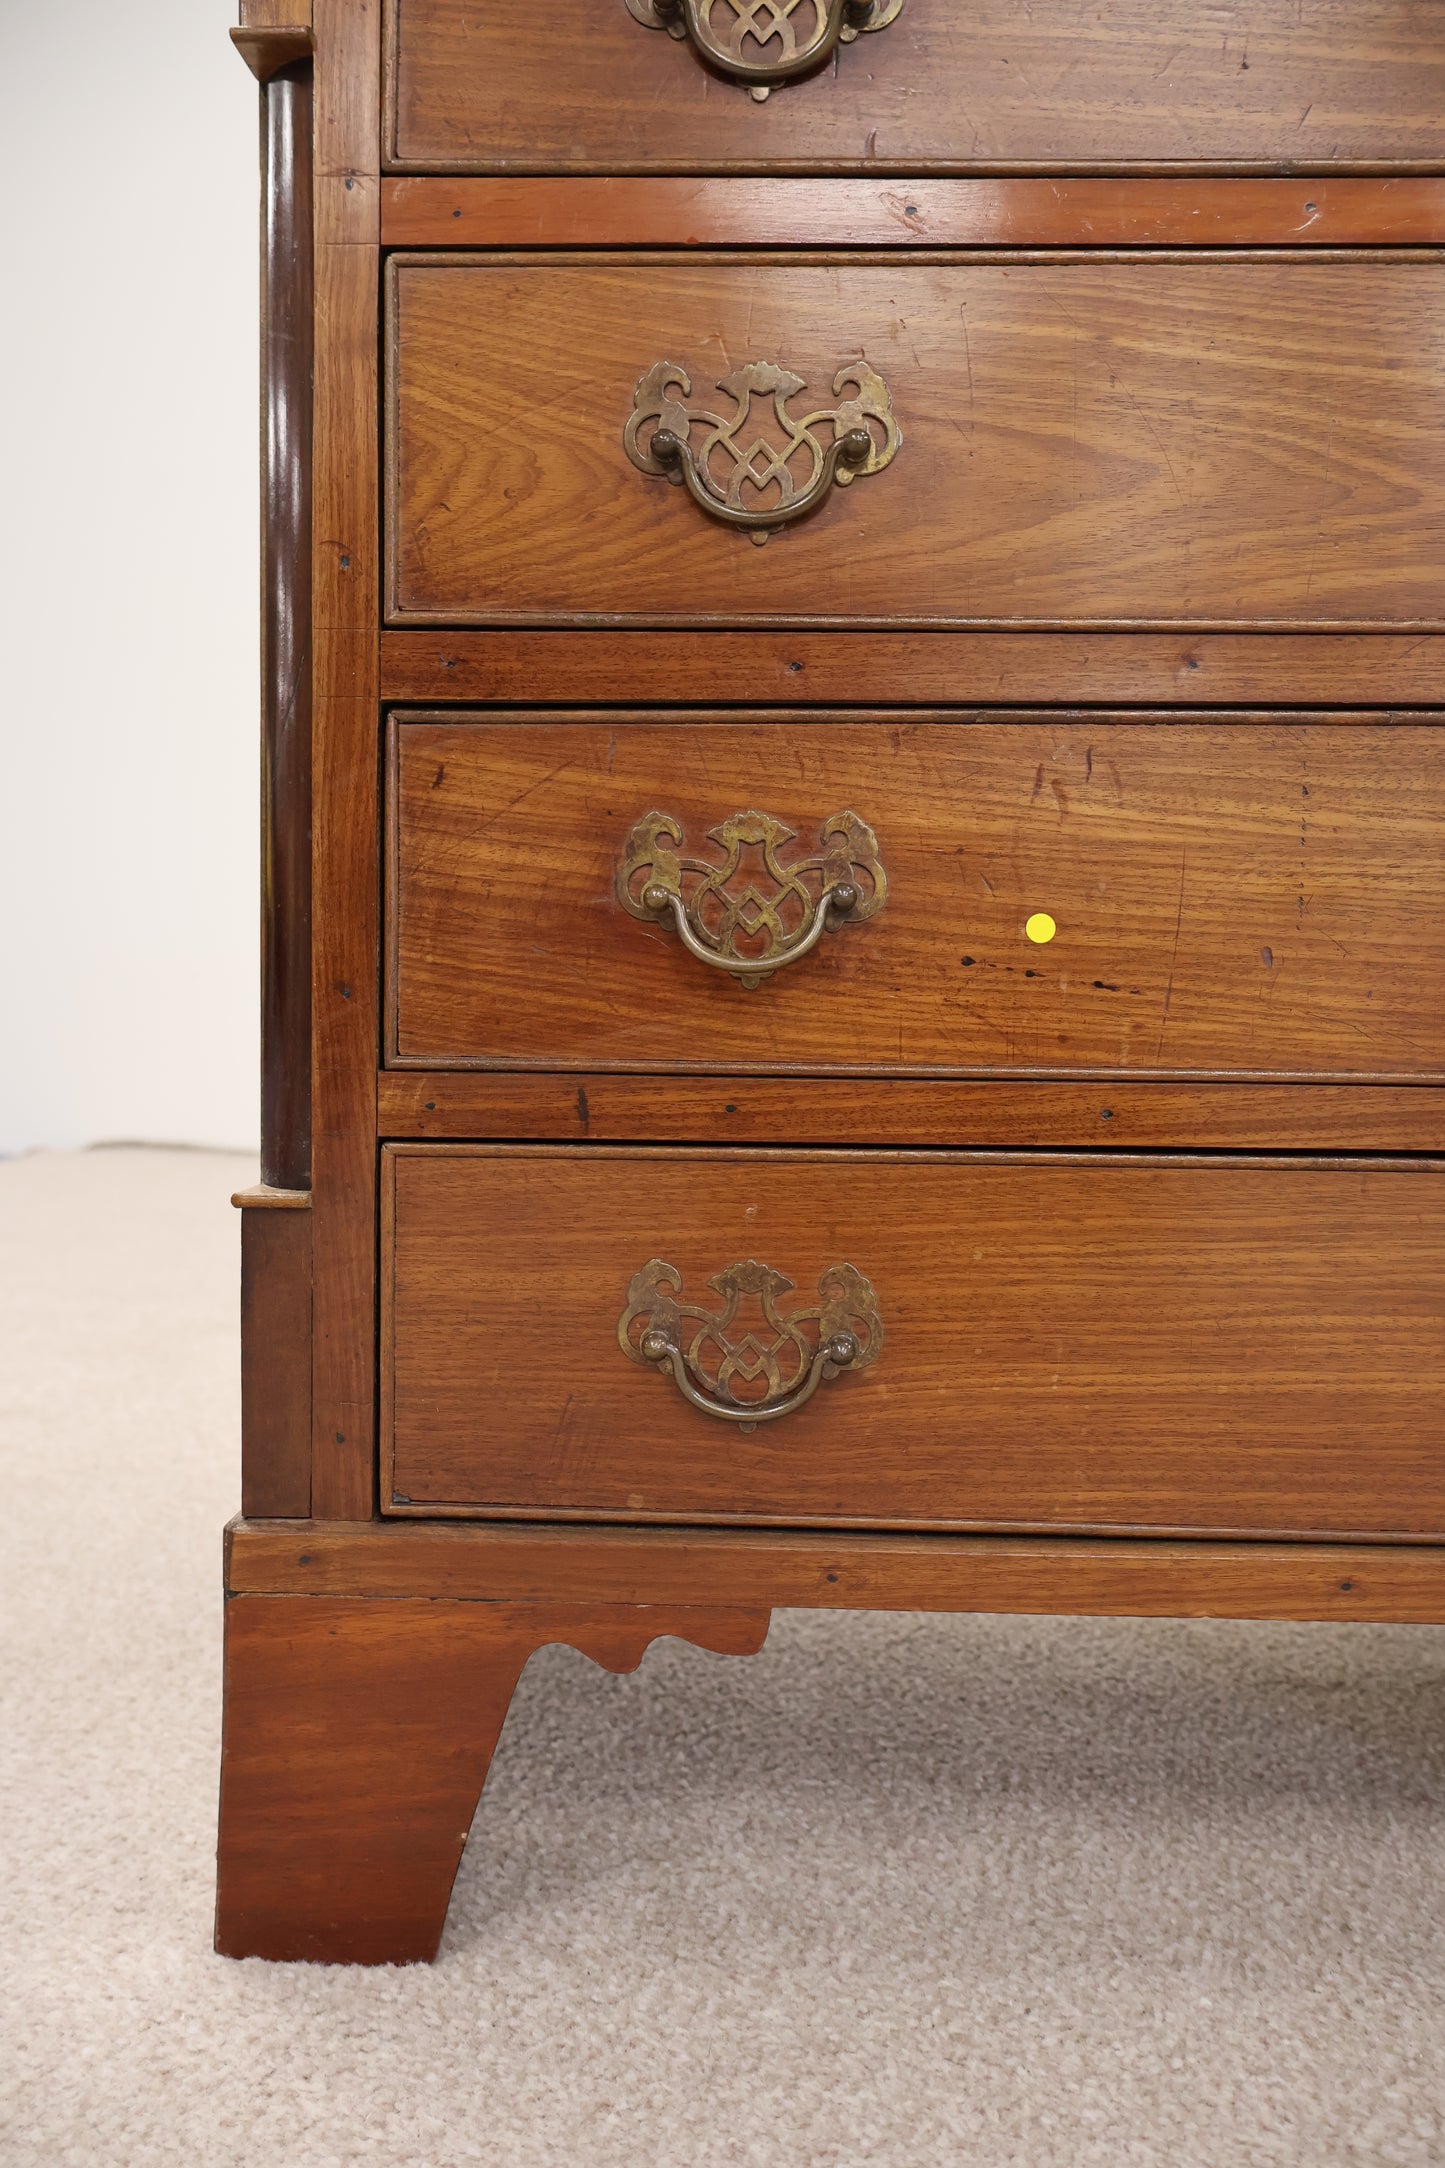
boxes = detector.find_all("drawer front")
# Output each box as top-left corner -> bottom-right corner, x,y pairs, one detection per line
387,255 -> 1445,629
382,1146 -> 1445,1535
386,0 -> 1445,174
388,713 -> 1445,1080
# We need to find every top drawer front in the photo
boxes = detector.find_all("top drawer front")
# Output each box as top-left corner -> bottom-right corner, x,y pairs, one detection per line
386,255 -> 1445,630
387,1 -> 1445,173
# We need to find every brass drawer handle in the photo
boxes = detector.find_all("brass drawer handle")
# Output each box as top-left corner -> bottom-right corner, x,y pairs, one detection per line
625,0 -> 905,100
618,807 -> 886,990
620,1258 -> 884,1430
625,359 -> 900,540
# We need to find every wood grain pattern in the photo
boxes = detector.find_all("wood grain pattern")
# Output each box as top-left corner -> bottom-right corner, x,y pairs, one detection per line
385,0 -> 1445,175
239,1205 -> 312,1518
381,1146 -> 1445,1537
232,26 -> 314,79
380,629 -> 1445,708
216,1594 -> 770,1963
308,0 -> 381,1519
315,0 -> 379,199
241,0 -> 314,26
387,254 -> 1445,630
227,1519 -> 1445,1623
376,1074 -> 1445,1152
387,713 -> 1445,1080
381,177 -> 1445,250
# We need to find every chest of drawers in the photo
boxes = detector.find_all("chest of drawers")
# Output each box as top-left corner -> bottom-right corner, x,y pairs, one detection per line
218,0 -> 1445,1965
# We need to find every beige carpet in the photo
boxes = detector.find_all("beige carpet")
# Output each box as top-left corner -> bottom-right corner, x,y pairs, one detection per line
3,1147 -> 1445,2166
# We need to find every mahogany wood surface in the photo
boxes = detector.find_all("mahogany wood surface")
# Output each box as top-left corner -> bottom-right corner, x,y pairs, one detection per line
239,1205 -> 312,1518
376,1075 -> 1445,1152
216,1594 -> 770,1962
387,253 -> 1445,630
381,1146 -> 1445,1537
385,0 -> 1445,175
228,1519 -> 1445,1623
308,0 -> 380,1519
260,61 -> 313,1191
380,630 -> 1445,709
381,176 -> 1445,250
232,27 -> 315,80
240,0 -> 313,24
387,712 -> 1444,1081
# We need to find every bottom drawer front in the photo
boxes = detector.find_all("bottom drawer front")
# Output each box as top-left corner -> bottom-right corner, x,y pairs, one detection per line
382,1147 -> 1445,1537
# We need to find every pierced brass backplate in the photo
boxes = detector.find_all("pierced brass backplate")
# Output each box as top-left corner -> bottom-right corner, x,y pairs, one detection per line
620,1257 -> 884,1429
624,0 -> 905,99
624,359 -> 901,540
618,807 -> 886,989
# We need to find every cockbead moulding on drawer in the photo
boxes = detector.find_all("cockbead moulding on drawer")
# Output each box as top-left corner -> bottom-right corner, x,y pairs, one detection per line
384,250 -> 1445,631
384,710 -> 1445,1081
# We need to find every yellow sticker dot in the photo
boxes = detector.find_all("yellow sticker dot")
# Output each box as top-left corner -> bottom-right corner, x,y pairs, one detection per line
1025,912 -> 1057,944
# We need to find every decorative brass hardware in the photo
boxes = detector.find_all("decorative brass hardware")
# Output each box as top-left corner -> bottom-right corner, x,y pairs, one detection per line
620,1257 -> 884,1430
618,807 -> 886,989
624,0 -> 905,99
624,359 -> 900,541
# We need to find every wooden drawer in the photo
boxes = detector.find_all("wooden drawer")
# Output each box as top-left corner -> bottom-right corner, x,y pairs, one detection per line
385,0 -> 1445,175
381,1145 -> 1445,1536
386,253 -> 1445,630
387,711 -> 1444,1081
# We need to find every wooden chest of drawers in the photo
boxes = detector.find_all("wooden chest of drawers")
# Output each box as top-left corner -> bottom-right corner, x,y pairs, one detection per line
219,0 -> 1445,1965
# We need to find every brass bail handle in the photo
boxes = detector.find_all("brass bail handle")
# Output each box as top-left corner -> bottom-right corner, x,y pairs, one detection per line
625,0 -> 906,99
624,358 -> 902,541
651,420 -> 872,533
617,808 -> 887,990
619,1258 -> 884,1430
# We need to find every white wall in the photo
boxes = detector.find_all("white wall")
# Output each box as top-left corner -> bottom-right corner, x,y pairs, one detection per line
2,0 -> 261,1151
